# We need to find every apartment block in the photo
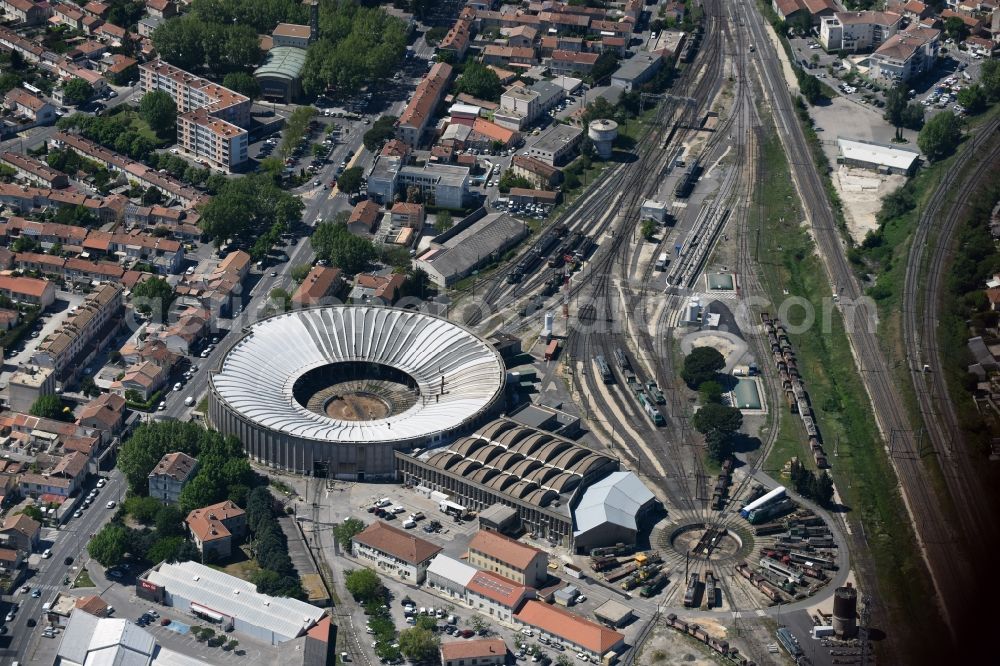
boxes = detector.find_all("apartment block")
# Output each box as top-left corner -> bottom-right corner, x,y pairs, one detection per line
820,11 -> 902,52
32,283 -> 123,376
398,62 -> 453,148
139,60 -> 250,170
869,27 -> 940,83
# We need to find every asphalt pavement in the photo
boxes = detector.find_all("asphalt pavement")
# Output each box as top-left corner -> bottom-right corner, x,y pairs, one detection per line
0,470 -> 126,661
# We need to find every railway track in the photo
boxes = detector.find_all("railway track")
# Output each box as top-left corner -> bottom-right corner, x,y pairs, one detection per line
734,0 -> 981,652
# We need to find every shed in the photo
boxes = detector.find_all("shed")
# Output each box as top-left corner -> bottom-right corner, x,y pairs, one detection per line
553,584 -> 579,606
572,471 -> 657,552
594,599 -> 635,627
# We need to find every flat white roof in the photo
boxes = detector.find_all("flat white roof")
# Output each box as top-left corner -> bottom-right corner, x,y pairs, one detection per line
144,561 -> 325,643
450,103 -> 481,116
838,137 -> 919,170
427,554 -> 478,587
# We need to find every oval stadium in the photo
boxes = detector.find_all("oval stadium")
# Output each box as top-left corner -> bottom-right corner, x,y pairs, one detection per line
208,306 -> 506,479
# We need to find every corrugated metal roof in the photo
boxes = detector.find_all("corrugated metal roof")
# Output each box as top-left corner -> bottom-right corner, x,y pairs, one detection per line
573,471 -> 655,536
144,561 -> 324,643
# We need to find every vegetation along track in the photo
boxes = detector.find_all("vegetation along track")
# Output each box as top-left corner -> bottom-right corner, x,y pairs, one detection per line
901,114 -> 1000,628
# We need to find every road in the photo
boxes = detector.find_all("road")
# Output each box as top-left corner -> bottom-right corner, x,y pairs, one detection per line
738,0 -> 983,657
0,470 -> 126,662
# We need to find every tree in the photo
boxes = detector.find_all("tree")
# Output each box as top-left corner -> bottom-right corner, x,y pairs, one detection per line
155,504 -> 185,537
957,84 -> 987,114
152,16 -> 206,71
312,143 -> 327,159
363,115 -> 397,151
118,421 -> 218,493
200,173 -> 304,248
142,186 -> 163,206
290,263 -> 312,283
815,471 -> 835,506
980,59 -> 1000,103
30,395 -> 71,421
20,505 -> 44,522
591,51 -> 620,84
918,111 -> 962,162
398,627 -> 439,662
699,380 -> 724,405
333,517 -> 366,552
498,171 -> 532,193
63,78 -> 93,105
705,430 -> 732,463
799,74 -> 822,105
132,276 -> 175,321
681,347 -> 725,388
434,210 -> 453,233
884,84 -> 907,129
88,523 -> 129,567
139,91 -> 177,138
222,72 -> 261,99
455,61 -> 502,101
147,536 -> 195,564
311,219 -> 377,273
943,16 -> 969,42
337,166 -> 363,194
345,568 -> 382,602
424,25 -> 448,45
640,218 -> 657,240
692,403 -> 743,436
123,496 -> 164,524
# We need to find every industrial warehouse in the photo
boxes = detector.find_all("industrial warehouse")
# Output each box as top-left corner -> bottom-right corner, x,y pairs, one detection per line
138,561 -> 326,645
395,419 -> 658,550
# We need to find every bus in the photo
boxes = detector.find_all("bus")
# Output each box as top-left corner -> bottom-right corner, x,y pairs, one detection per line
655,253 -> 669,271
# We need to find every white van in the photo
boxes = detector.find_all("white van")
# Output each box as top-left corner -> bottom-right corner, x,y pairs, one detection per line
403,519 -> 416,529
184,397 -> 195,407
377,498 -> 392,508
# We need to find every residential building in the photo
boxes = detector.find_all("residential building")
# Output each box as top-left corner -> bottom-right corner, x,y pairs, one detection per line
511,155 -> 561,189
398,62 -> 453,148
186,500 -> 246,561
291,266 -> 343,307
0,512 -> 40,552
139,60 -> 250,170
819,11 -> 902,52
20,450 -> 89,498
482,45 -> 537,67
546,50 -> 599,75
7,366 -> 56,413
32,284 -> 123,377
4,87 -> 56,124
469,118 -> 520,150
348,199 -> 382,235
468,530 -> 548,587
525,124 -> 583,166
351,520 -> 442,583
439,16 -> 472,61
869,27 -> 940,83
76,392 -> 127,435
349,272 -> 405,304
0,546 -> 23,575
367,156 -> 402,204
0,274 -> 55,308
149,452 -> 199,504
514,600 -> 625,663
145,0 -> 176,19
111,360 -> 167,401
137,15 -> 163,37
391,202 -> 425,229
465,570 -> 535,622
151,306 -> 209,354
440,639 -> 508,666
1,152 -> 69,188
772,0 -> 806,22
0,0 -> 50,27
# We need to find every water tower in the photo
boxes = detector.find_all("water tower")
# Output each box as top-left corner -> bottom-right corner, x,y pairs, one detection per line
588,119 -> 618,160
832,584 -> 858,638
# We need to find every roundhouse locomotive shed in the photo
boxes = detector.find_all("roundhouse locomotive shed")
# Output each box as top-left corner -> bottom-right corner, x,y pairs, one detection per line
208,306 -> 506,479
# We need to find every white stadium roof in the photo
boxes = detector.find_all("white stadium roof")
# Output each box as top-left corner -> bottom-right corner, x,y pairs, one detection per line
211,306 -> 506,443
573,471 -> 655,536
145,561 -> 325,643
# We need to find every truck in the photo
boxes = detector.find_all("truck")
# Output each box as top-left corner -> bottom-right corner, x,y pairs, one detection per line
439,500 -> 465,517
655,252 -> 669,271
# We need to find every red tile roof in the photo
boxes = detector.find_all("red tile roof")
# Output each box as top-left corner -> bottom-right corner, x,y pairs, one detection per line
514,600 -> 624,655
440,638 -> 507,661
466,570 -> 531,608
352,521 -> 442,565
468,530 -> 543,570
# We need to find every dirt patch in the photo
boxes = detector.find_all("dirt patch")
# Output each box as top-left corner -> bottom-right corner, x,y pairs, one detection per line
325,393 -> 390,420
834,166 -> 906,244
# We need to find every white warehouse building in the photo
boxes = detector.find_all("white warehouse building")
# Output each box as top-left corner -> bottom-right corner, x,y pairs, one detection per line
139,561 -> 326,645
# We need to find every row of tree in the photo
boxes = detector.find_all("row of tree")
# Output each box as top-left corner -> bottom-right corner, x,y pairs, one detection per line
683,347 -> 745,463
244,486 -> 304,597
788,459 -> 835,507
199,172 -> 304,249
